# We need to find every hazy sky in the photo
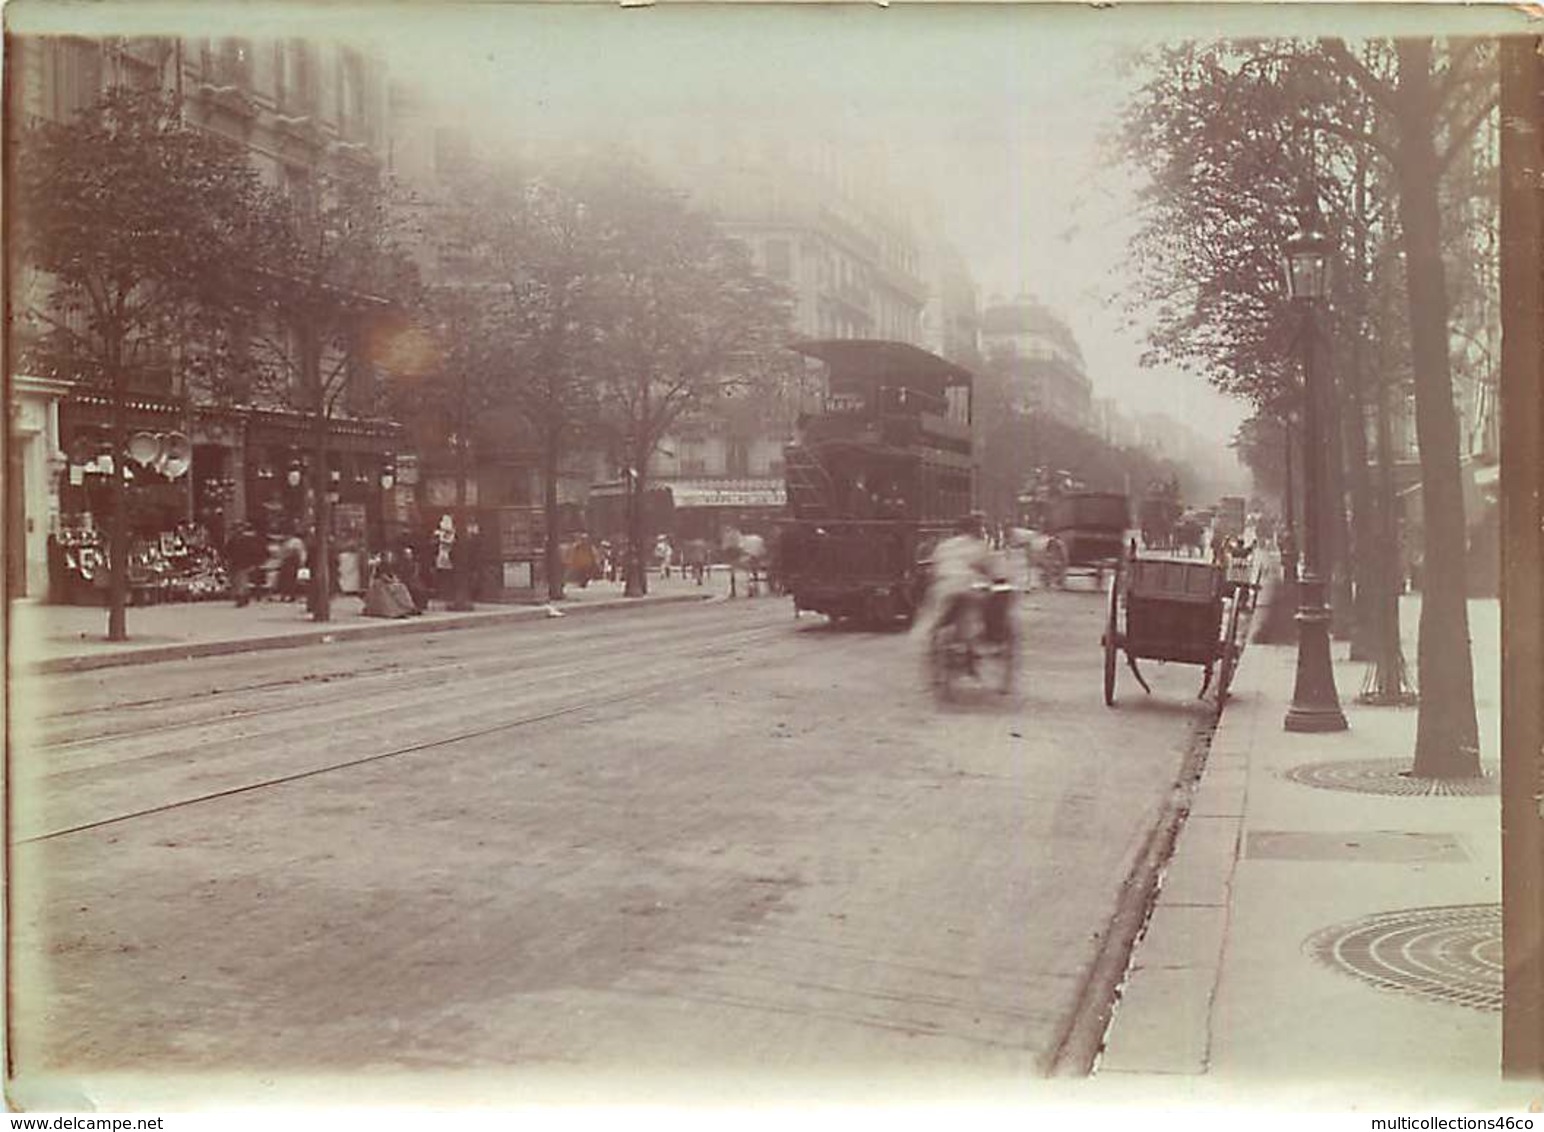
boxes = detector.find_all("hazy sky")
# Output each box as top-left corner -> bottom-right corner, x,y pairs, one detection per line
11,0 -> 1526,452
343,1 -> 1520,454
362,5 -> 1246,437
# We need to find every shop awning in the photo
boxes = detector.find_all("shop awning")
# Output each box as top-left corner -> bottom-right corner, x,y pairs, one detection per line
666,479 -> 786,509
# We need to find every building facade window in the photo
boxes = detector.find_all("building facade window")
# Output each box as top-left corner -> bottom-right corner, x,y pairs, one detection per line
275,40 -> 315,113
47,38 -> 103,121
726,441 -> 750,478
209,38 -> 253,88
338,48 -> 368,140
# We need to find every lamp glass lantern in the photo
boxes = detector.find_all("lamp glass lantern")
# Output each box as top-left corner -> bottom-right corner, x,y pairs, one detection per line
1282,222 -> 1332,301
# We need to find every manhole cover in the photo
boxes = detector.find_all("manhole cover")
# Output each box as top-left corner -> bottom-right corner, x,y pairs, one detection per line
1305,904 -> 1502,1012
1282,758 -> 1498,797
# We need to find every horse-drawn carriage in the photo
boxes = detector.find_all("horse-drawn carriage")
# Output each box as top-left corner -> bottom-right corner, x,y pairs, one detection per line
1035,491 -> 1130,590
1138,482 -> 1183,550
1100,542 -> 1260,706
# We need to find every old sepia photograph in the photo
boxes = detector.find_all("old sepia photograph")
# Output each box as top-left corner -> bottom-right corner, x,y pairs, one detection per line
4,0 -> 1541,1118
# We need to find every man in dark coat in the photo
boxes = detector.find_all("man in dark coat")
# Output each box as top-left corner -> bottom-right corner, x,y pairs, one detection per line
225,523 -> 265,608
448,517 -> 479,611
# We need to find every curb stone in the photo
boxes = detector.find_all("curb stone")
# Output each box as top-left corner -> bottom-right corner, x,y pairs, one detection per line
21,591 -> 716,675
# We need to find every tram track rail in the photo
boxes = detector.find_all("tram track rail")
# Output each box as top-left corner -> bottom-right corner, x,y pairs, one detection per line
24,606 -> 797,751
16,618 -> 878,845
29,618 -> 797,779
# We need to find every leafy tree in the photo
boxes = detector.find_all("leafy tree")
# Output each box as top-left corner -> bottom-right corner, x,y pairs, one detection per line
11,88 -> 266,641
460,169 -> 609,602
1319,36 -> 1495,775
1117,43 -> 1319,412
1119,37 -> 1497,776
247,167 -> 417,621
581,160 -> 798,596
378,279 -> 509,607
1231,412 -> 1289,503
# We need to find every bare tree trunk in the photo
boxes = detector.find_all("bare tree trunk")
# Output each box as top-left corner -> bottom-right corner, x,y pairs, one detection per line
624,456 -> 649,598
1341,334 -> 1377,659
1325,350 -> 1356,642
543,431 -> 564,602
1359,251 -> 1417,706
106,339 -> 129,642
1359,361 -> 1416,705
305,320 -> 332,623
1394,39 -> 1480,776
1342,160 -> 1378,661
448,385 -> 473,611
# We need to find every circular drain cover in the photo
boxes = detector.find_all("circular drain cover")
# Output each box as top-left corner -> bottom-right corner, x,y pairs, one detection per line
1305,904 -> 1502,1012
1282,757 -> 1498,797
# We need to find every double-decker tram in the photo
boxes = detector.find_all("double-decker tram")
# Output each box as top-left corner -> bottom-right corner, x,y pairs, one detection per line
774,339 -> 975,626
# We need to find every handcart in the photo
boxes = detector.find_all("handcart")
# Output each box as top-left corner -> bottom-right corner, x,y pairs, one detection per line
1101,546 -> 1257,707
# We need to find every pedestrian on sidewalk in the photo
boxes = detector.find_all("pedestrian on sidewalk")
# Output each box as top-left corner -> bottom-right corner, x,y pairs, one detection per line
276,529 -> 307,602
362,554 -> 421,619
433,515 -> 456,609
448,516 -> 478,611
683,538 -> 709,585
394,539 -> 428,613
567,532 -> 599,589
224,522 -> 266,608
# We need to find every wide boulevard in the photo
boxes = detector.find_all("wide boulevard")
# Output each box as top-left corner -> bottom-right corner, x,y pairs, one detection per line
11,579 -> 1214,1095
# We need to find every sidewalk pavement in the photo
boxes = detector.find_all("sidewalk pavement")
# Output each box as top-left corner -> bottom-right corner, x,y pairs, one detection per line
7,566 -> 752,675
1096,593 -> 1539,1110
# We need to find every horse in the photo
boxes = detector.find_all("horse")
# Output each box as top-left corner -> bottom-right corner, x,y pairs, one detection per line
1010,526 -> 1064,588
1172,518 -> 1206,558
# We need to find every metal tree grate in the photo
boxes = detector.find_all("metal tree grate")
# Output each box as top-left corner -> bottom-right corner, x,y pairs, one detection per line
1305,904 -> 1502,1012
1281,757 -> 1498,797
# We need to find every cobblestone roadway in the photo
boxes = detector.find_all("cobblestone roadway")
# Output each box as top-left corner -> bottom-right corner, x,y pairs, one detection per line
11,587 -> 1211,1099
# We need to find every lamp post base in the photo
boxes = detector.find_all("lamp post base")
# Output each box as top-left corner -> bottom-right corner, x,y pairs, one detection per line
1285,703 -> 1350,732
1284,581 -> 1348,733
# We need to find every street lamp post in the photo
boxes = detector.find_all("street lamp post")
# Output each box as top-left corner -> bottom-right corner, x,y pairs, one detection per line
1282,201 -> 1348,733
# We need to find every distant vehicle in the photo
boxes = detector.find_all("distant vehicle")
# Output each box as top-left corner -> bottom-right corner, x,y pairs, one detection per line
1172,510 -> 1209,557
1216,496 -> 1247,540
1139,486 -> 1184,551
1035,490 -> 1130,590
774,339 -> 976,627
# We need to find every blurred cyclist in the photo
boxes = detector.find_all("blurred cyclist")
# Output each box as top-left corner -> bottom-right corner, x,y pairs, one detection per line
914,511 -> 1012,657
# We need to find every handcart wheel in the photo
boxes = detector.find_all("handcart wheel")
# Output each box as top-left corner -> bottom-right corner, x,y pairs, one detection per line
1102,571 -> 1120,706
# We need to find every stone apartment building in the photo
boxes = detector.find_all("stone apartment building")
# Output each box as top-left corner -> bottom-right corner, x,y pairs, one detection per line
979,295 -> 1093,430
625,121 -> 978,549
8,34 -> 404,600
376,94 -> 982,555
